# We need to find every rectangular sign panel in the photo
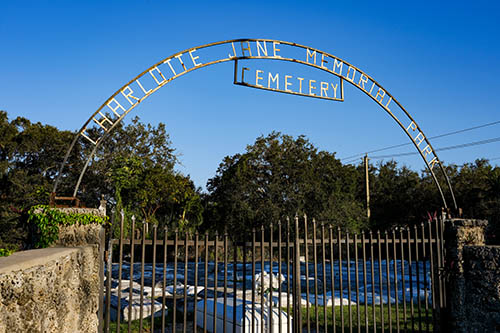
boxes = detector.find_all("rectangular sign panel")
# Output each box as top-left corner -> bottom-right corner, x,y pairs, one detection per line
233,60 -> 344,102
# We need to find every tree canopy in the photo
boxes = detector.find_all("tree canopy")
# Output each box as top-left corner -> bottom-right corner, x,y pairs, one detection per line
1,110 -> 499,250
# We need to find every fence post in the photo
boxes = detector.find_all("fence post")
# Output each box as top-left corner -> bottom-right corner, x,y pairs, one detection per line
443,218 -> 488,332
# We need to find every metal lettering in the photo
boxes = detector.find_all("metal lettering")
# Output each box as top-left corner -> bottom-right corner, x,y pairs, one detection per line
241,67 -> 249,83
306,49 -> 317,64
414,132 -> 425,147
149,67 -> 167,85
93,112 -> 113,131
121,86 -> 139,105
240,41 -> 252,57
189,49 -> 202,66
297,77 -> 304,93
163,59 -> 177,75
106,98 -> 127,117
228,42 -> 237,58
285,75 -> 293,92
333,59 -> 343,75
422,145 -> 433,158
255,70 -> 264,87
375,88 -> 386,103
309,79 -> 316,96
385,96 -> 392,110
358,74 -> 368,91
429,157 -> 439,170
268,72 -> 279,89
346,66 -> 356,82
406,121 -> 417,132
331,83 -> 338,98
273,42 -> 281,58
175,53 -> 187,71
256,41 -> 268,57
136,79 -> 152,95
320,82 -> 328,97
321,53 -> 328,69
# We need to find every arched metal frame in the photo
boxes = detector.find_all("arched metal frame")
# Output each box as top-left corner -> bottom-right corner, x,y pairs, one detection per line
53,38 -> 457,210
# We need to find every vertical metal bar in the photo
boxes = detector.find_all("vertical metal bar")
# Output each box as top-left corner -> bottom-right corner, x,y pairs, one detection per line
116,212 -> 124,333
213,232 -> 219,333
243,233 -> 247,333
99,225 -> 106,333
304,216 -> 311,333
261,225 -> 265,333
151,226 -> 157,333
252,228 -> 256,333
321,224 -> 328,333
161,227 -> 168,333
361,232 -> 368,333
399,230 -> 407,332
420,223 -> 429,333
384,232 -> 392,333
270,223 -> 274,333
414,226 -> 422,333
104,221 -> 113,332
434,217 -> 443,312
312,219 -> 319,333
173,229 -> 178,332
439,215 -> 446,308
376,231 -> 384,333
346,231 -> 353,333
369,231 -> 376,333
294,216 -> 302,333
204,233 -> 208,333
338,227 -> 344,331
329,226 -> 337,333
286,218 -> 291,333
224,231 -> 228,333
426,221 -> 436,330
128,216 -> 135,333
407,228 -> 415,331
278,221 -> 283,333
233,237 -> 237,333
194,232 -> 199,333
354,233 -> 360,333
184,232 -> 189,333
139,223 -> 146,333
392,231 -> 400,333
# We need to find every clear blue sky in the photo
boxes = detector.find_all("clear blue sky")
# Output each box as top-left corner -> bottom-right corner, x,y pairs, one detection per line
1,1 -> 499,190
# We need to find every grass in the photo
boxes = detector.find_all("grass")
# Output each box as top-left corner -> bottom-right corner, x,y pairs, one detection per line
295,303 -> 434,331
107,303 -> 434,332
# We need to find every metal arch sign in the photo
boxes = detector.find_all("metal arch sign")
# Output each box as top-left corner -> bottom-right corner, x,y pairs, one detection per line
53,38 -> 457,210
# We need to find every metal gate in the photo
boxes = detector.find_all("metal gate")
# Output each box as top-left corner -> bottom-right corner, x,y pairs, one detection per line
101,213 -> 446,332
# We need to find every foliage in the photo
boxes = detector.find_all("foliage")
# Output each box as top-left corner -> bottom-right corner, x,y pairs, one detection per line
27,205 -> 108,248
205,132 -> 367,237
0,248 -> 15,257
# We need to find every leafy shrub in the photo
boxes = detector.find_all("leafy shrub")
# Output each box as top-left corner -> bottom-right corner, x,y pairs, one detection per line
0,248 -> 15,257
27,205 -> 108,248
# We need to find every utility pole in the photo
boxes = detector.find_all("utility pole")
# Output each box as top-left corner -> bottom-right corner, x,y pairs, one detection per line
364,154 -> 371,219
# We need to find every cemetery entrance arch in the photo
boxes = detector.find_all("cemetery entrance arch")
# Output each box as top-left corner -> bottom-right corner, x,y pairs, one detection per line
53,39 -> 457,210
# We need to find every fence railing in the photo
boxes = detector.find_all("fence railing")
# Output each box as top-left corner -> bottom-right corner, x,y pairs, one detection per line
102,214 -> 446,332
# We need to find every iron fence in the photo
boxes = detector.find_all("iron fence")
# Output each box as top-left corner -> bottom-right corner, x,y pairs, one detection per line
102,214 -> 446,332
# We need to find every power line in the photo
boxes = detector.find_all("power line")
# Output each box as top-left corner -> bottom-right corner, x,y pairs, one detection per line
344,135 -> 500,163
340,119 -> 500,161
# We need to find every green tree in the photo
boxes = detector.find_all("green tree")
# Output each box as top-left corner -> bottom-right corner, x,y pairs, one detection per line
205,132 -> 366,237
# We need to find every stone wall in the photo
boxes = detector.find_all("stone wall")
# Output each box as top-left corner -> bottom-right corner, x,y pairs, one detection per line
444,218 -> 500,332
0,246 -> 100,333
461,245 -> 500,332
0,210 -> 104,333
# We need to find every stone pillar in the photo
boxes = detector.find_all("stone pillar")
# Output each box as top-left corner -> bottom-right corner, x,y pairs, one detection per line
462,245 -> 500,332
444,218 -> 488,332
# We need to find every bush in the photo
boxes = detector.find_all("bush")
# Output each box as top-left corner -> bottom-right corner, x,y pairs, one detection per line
27,205 -> 108,248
